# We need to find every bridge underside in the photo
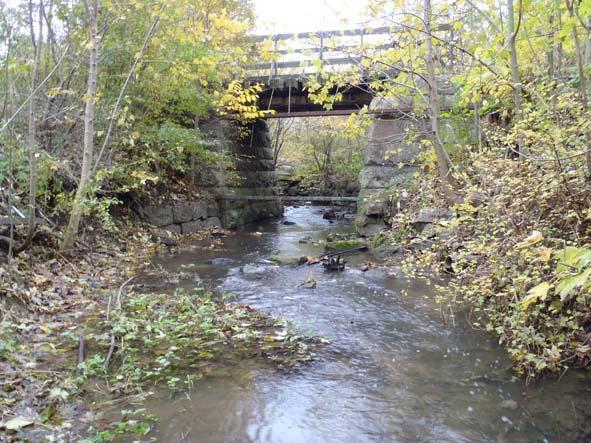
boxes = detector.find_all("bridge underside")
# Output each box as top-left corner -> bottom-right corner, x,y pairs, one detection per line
250,77 -> 373,118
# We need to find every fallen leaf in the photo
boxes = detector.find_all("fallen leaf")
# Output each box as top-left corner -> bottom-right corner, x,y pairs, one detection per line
544,345 -> 561,362
536,247 -> 552,263
521,282 -> 551,310
3,416 -> 34,431
515,231 -> 544,249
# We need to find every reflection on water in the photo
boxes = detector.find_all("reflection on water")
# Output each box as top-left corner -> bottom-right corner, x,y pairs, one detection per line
143,206 -> 591,443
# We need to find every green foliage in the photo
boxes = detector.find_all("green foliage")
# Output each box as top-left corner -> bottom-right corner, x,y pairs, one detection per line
0,335 -> 17,362
0,139 -> 66,211
276,117 -> 365,194
406,137 -> 591,378
155,122 -> 213,172
81,409 -> 156,443
79,288 -> 317,393
80,195 -> 121,233
0,0 -> 259,242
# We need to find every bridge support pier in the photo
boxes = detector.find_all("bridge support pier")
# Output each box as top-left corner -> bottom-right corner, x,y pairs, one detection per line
197,118 -> 282,228
355,99 -> 427,236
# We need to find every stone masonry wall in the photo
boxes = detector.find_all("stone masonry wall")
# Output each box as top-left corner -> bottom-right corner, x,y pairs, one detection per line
355,93 -> 475,237
143,119 -> 281,234
144,200 -> 222,234
192,119 -> 284,230
207,119 -> 282,228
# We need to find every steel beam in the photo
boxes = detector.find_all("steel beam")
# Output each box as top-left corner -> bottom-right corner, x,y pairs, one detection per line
221,195 -> 360,202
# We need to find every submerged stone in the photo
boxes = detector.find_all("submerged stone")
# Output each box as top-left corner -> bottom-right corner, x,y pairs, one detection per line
499,400 -> 518,410
267,255 -> 309,266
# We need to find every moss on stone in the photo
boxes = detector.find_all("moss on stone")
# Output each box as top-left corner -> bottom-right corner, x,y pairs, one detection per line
324,239 -> 367,252
267,255 -> 308,266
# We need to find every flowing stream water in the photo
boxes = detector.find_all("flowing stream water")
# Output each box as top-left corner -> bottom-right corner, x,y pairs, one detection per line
141,205 -> 591,443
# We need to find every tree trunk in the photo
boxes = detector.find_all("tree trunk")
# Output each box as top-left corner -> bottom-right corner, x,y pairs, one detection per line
547,12 -> 555,79
60,0 -> 98,252
1,19 -> 13,122
424,0 -> 457,203
565,0 -> 591,175
191,115 -> 199,185
507,0 -> 523,114
556,5 -> 564,78
566,0 -> 588,105
23,0 -> 44,250
585,20 -> 591,64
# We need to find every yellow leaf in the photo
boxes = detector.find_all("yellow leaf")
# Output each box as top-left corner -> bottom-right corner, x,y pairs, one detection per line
515,231 -> 544,249
536,247 -> 553,263
521,282 -> 551,310
544,345 -> 561,362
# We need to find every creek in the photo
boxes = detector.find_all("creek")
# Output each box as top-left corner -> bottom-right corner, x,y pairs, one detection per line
141,205 -> 591,443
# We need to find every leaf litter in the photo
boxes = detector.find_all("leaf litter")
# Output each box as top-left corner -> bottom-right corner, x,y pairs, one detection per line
1,226 -> 323,441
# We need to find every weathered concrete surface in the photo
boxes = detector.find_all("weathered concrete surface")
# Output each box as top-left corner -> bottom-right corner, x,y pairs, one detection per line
356,97 -> 427,236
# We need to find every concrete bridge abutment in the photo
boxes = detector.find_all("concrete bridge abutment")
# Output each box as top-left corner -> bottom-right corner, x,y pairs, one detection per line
355,98 -> 427,237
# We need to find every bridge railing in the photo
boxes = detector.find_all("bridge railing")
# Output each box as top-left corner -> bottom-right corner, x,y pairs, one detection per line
246,26 -> 396,82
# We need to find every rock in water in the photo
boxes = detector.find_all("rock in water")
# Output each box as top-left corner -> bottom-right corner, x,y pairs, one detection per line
150,230 -> 178,247
322,208 -> 337,220
301,277 -> 317,289
160,236 -> 178,248
499,399 -> 518,410
207,258 -> 235,266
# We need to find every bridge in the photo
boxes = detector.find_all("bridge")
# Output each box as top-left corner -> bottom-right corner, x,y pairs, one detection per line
245,27 -> 397,118
202,25 -> 459,234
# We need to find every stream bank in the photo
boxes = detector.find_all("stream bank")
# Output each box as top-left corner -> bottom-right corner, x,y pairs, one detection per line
141,205 -> 591,443
0,222 -> 317,442
3,204 -> 591,442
